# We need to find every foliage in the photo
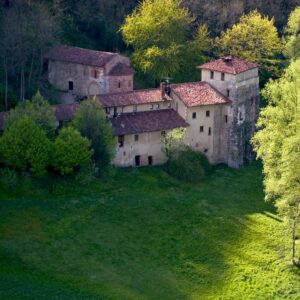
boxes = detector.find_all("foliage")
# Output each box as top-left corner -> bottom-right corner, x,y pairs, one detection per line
284,6 -> 300,59
4,91 -> 57,137
52,127 -> 93,175
165,147 -> 212,182
121,0 -> 194,83
0,116 -> 51,176
72,98 -> 115,175
216,11 -> 283,81
161,127 -> 186,159
252,60 -> 300,264
1,164 -> 300,298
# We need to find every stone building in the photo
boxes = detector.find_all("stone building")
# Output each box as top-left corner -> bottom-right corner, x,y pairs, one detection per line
0,47 -> 260,168
44,45 -> 134,103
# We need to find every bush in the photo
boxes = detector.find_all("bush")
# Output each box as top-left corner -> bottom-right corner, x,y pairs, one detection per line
165,147 -> 212,182
0,168 -> 19,190
52,127 -> 93,175
0,117 -> 51,176
4,91 -> 57,137
72,98 -> 115,174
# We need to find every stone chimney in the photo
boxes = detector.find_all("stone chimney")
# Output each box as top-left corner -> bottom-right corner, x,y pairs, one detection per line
160,82 -> 166,99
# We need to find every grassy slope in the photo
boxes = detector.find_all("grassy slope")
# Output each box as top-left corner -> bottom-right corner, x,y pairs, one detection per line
0,164 -> 299,299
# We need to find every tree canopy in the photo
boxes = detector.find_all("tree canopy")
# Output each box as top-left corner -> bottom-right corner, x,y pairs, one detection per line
252,60 -> 300,264
217,11 -> 283,81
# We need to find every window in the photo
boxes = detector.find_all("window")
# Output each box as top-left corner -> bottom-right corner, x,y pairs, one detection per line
225,115 -> 228,123
148,156 -> 153,166
68,81 -> 73,91
210,71 -> 214,79
226,89 -> 230,97
161,130 -> 166,137
221,72 -> 225,81
133,105 -> 137,112
105,107 -> 111,114
206,110 -> 210,117
155,104 -> 160,109
200,126 -> 204,132
150,104 -> 153,110
118,135 -> 124,147
204,149 -> 208,153
118,81 -> 121,88
94,69 -> 99,79
208,127 -> 211,136
134,134 -> 139,142
135,155 -> 140,167
113,107 -> 117,117
239,111 -> 244,121
192,112 -> 197,119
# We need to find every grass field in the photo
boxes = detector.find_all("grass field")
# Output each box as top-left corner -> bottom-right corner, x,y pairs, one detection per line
0,164 -> 299,299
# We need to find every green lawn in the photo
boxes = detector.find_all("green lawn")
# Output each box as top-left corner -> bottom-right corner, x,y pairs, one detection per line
0,164 -> 299,299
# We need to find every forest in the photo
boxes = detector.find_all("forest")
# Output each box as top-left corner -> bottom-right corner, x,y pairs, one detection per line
0,0 -> 300,110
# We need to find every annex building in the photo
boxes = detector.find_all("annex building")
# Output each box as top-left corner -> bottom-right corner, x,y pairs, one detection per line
6,45 -> 261,168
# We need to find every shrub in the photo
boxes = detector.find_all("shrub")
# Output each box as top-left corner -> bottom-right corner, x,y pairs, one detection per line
72,98 -> 115,174
52,127 -> 93,175
0,117 -> 51,176
0,168 -> 19,190
165,147 -> 212,182
4,91 -> 57,137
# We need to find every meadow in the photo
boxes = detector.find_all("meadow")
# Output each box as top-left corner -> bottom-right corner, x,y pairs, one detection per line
0,164 -> 299,299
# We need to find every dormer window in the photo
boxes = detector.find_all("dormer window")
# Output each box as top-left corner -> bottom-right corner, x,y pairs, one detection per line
221,72 -> 225,81
210,71 -> 214,79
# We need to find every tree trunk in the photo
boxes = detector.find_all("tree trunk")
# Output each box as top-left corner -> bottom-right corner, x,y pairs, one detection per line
28,54 -> 34,86
4,67 -> 8,111
20,64 -> 25,101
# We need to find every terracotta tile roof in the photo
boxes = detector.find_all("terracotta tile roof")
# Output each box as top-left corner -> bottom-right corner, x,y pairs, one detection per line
99,89 -> 171,108
45,45 -> 118,67
111,109 -> 189,136
171,82 -> 231,107
108,63 -> 134,76
199,57 -> 258,75
54,102 -> 80,122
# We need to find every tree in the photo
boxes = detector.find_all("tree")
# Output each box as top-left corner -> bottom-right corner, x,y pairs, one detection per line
52,127 -> 93,175
121,0 -> 193,84
71,98 -> 116,174
0,116 -> 51,176
4,91 -> 57,137
252,60 -> 300,265
284,6 -> 300,60
216,11 -> 283,81
161,127 -> 186,160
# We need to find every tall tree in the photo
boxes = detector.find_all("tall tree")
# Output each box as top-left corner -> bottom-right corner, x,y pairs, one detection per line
121,0 -> 193,84
252,60 -> 300,265
216,11 -> 283,82
284,6 -> 300,59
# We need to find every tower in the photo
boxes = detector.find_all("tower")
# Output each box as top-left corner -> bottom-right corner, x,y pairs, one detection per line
199,57 -> 260,168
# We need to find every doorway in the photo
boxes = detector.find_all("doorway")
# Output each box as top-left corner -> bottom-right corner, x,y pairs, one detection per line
148,156 -> 153,166
135,155 -> 140,167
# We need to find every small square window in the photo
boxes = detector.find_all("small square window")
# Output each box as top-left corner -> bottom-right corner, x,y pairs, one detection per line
200,126 -> 204,132
206,110 -> 210,117
134,134 -> 139,142
208,127 -> 212,136
210,71 -> 214,79
68,81 -> 73,91
192,112 -> 196,119
221,73 -> 225,81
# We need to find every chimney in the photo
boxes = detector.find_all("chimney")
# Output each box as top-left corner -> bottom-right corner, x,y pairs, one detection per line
160,82 -> 166,99
222,56 -> 233,64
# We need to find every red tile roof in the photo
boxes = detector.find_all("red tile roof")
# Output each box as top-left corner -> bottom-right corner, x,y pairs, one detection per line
111,109 -> 189,136
45,45 -> 118,67
108,63 -> 134,76
199,57 -> 258,75
171,82 -> 231,107
99,89 -> 171,108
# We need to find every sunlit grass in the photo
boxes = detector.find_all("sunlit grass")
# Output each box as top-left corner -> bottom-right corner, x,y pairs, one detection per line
0,164 -> 299,299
